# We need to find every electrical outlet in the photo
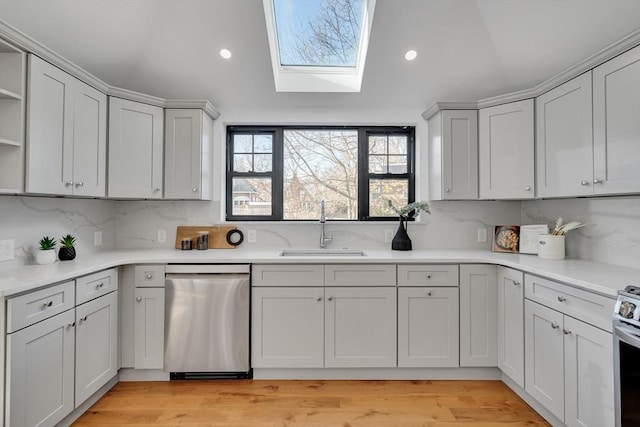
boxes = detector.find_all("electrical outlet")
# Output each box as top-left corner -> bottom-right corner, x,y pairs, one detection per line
157,229 -> 167,243
94,231 -> 103,246
477,228 -> 487,243
384,229 -> 394,243
0,239 -> 15,261
247,229 -> 256,243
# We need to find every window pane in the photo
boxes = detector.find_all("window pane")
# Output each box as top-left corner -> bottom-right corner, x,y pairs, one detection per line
234,135 -> 253,153
233,154 -> 252,172
283,129 -> 358,220
388,136 -> 407,155
369,179 -> 408,217
388,155 -> 407,173
232,178 -> 272,216
369,136 -> 387,154
253,154 -> 273,172
254,135 -> 272,153
369,155 -> 386,173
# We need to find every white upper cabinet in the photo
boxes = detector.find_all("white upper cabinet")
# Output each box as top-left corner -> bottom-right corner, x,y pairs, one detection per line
26,55 -> 107,196
428,110 -> 478,200
536,72 -> 594,198
592,45 -> 640,195
479,99 -> 534,199
108,97 -> 164,199
164,109 -> 213,200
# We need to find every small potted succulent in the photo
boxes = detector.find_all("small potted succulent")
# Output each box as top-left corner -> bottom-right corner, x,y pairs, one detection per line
36,236 -> 57,265
58,234 -> 77,261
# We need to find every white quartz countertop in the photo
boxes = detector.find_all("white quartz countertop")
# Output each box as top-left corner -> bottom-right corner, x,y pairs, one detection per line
0,248 -> 638,298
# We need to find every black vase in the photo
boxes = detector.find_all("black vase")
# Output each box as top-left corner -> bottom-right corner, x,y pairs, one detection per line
391,216 -> 412,251
58,246 -> 76,261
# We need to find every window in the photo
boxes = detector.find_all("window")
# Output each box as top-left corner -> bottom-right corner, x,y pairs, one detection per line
226,126 -> 415,221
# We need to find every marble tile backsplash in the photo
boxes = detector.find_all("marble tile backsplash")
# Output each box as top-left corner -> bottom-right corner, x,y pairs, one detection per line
521,196 -> 640,269
0,196 -> 117,267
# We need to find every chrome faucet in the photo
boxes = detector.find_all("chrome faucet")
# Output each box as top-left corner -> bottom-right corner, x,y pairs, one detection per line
319,198 -> 333,248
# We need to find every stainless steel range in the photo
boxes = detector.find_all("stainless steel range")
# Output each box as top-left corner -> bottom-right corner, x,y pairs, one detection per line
613,285 -> 640,426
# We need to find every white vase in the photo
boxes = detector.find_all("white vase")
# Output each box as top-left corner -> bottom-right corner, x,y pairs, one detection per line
36,249 -> 57,265
538,234 -> 565,260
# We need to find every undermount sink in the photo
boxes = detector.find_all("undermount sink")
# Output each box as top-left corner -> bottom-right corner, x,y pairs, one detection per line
279,249 -> 367,257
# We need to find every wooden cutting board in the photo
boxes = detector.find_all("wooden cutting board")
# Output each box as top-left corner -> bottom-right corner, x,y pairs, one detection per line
175,226 -> 238,249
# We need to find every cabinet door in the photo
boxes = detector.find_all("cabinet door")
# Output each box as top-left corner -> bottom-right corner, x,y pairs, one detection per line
108,97 -> 164,198
6,309 -> 75,427
593,45 -> 640,195
26,55 -> 75,195
479,99 -> 534,199
442,110 -> 478,200
72,80 -> 107,197
75,291 -> 118,407
252,287 -> 324,368
164,109 -> 204,200
325,287 -> 396,368
536,72 -> 593,198
524,300 -> 565,421
398,287 -> 459,367
459,264 -> 497,367
564,316 -> 614,427
134,287 -> 164,369
497,267 -> 525,388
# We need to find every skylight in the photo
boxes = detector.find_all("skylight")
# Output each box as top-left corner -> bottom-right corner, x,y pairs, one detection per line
263,0 -> 376,92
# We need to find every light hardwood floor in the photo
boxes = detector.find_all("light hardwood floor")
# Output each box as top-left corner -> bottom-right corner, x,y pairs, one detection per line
73,380 -> 550,426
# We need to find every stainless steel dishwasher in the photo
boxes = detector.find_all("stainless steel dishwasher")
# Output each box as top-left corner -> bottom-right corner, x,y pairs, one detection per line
164,264 -> 251,379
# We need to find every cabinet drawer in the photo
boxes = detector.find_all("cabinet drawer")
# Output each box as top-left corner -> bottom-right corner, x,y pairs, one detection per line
524,274 -> 615,331
7,281 -> 75,333
252,264 -> 324,287
76,268 -> 118,305
134,265 -> 165,287
325,264 -> 396,286
398,264 -> 459,287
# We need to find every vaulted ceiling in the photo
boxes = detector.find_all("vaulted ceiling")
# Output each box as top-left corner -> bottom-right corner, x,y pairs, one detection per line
1,0 -> 639,110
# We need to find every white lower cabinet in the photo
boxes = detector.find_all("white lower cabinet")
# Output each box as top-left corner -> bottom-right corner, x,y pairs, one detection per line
525,299 -> 614,426
134,287 -> 165,369
6,309 -> 75,427
74,291 -> 118,407
324,287 -> 396,368
497,266 -> 525,387
459,264 -> 498,367
398,287 -> 459,367
252,287 -> 324,368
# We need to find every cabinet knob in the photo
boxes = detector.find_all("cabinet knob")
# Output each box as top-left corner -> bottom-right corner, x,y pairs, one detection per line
65,181 -> 74,187
512,280 -> 520,286
136,296 -> 142,302
146,273 -> 153,280
557,296 -> 566,302
580,180 -> 590,186
327,296 -> 334,301
75,181 -> 84,187
525,186 -> 531,191
551,322 -> 560,329
192,187 -> 198,192
445,188 -> 451,193
563,328 -> 572,335
96,282 -> 104,289
153,188 -> 161,193
316,296 -> 322,302
427,291 -> 432,296
68,321 -> 75,328
593,178 -> 603,185
426,273 -> 431,279
43,300 -> 53,308
81,315 -> 88,322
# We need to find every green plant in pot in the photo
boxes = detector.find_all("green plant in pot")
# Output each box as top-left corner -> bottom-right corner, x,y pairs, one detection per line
36,236 -> 57,265
58,234 -> 77,261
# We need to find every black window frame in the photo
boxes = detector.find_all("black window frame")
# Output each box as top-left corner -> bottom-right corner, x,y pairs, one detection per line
226,125 -> 415,222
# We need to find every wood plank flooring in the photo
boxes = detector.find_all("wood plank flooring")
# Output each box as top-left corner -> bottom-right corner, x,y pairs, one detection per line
72,380 -> 550,427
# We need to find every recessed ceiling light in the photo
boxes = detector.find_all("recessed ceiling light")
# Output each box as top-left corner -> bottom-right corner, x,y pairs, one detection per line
404,50 -> 417,61
220,49 -> 232,59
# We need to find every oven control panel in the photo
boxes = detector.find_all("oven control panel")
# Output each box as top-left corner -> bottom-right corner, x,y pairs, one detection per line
614,286 -> 640,328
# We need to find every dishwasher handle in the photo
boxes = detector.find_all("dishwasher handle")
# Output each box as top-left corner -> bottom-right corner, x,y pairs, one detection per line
165,264 -> 250,274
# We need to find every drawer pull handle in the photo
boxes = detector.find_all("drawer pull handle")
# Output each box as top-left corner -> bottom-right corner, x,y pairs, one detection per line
146,273 -> 153,280
96,282 -> 104,289
43,300 -> 53,308
136,296 -> 142,302
563,328 -> 572,335
551,323 -> 560,329
557,296 -> 566,302
316,296 -> 322,302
